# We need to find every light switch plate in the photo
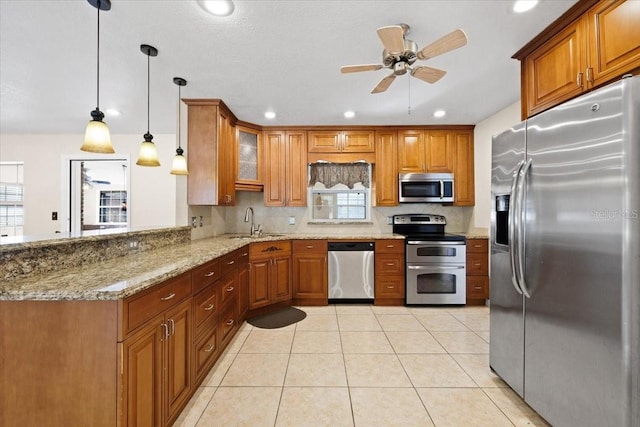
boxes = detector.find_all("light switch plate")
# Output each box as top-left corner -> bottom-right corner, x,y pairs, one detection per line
288,216 -> 295,225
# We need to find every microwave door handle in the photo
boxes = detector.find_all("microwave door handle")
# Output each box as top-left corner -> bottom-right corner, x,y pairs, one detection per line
440,180 -> 444,199
509,160 -> 524,295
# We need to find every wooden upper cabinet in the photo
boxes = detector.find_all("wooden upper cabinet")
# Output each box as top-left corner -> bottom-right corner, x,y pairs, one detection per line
185,99 -> 237,206
452,130 -> 475,206
425,130 -> 454,173
375,130 -> 398,207
517,0 -> 640,118
308,130 -> 374,153
263,130 -> 307,207
397,130 -> 425,173
235,125 -> 262,191
587,0 -> 640,85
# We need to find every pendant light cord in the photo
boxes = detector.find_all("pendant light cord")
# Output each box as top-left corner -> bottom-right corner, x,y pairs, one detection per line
96,4 -> 100,110
146,53 -> 150,134
177,85 -> 182,149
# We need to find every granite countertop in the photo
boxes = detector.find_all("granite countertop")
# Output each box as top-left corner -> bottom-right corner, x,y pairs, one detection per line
0,233 -> 403,302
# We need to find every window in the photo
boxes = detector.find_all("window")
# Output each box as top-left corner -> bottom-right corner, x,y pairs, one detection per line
99,191 -> 127,224
308,163 -> 371,223
0,162 -> 24,237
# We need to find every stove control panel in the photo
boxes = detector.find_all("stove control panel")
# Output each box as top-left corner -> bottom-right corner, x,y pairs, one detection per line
393,214 -> 447,225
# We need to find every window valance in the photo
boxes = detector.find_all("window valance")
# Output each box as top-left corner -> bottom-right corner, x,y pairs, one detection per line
308,162 -> 370,189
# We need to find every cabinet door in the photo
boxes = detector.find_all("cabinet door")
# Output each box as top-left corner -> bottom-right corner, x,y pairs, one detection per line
122,319 -> 163,427
587,0 -> 640,86
375,130 -> 398,206
285,131 -> 308,207
187,104 -> 219,205
238,260 -> 250,321
249,259 -> 271,309
308,131 -> 341,152
272,256 -> 292,302
164,299 -> 192,425
342,131 -> 375,152
524,19 -> 587,117
292,252 -> 328,301
452,131 -> 475,206
263,131 -> 286,206
397,130 -> 425,173
236,126 -> 261,187
425,130 -> 454,173
218,110 -> 236,205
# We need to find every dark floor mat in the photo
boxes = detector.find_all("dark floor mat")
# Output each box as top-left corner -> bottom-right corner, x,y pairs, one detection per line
247,306 -> 307,329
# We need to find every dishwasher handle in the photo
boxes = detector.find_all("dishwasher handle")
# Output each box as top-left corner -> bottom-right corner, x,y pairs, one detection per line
328,242 -> 374,251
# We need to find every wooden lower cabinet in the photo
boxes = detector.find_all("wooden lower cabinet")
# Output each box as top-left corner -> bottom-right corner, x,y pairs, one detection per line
249,240 -> 292,310
466,238 -> 490,304
292,239 -> 328,305
374,239 -> 405,305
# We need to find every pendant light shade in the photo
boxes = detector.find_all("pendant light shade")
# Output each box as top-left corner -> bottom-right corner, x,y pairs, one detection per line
170,77 -> 189,175
81,0 -> 114,154
136,44 -> 160,167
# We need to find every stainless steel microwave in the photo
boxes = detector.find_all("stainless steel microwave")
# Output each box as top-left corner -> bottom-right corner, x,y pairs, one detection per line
398,173 -> 455,203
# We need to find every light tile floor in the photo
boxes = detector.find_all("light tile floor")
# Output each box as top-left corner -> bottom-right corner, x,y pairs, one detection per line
175,305 -> 550,427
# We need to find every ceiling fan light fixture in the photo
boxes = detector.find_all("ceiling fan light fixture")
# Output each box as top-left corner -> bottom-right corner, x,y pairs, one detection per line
199,0 -> 234,17
170,77 -> 189,175
81,0 -> 114,154
513,0 -> 538,13
136,44 -> 160,167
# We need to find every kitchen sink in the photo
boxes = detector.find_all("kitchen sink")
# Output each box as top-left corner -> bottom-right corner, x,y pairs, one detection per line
223,233 -> 285,240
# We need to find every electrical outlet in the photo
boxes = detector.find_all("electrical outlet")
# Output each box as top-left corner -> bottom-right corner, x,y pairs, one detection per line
51,211 -> 58,220
128,240 -> 139,250
191,217 -> 197,228
288,216 -> 295,225
387,216 -> 393,225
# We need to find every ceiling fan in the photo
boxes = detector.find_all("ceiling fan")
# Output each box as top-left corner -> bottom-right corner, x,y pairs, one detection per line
340,24 -> 468,94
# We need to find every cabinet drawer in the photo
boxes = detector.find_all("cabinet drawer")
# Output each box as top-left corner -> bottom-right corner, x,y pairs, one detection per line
219,302 -> 238,346
193,324 -> 218,382
375,276 -> 405,298
235,246 -> 250,267
123,272 -> 192,334
220,251 -> 239,276
219,272 -> 238,308
466,239 -> 488,253
250,240 -> 291,259
466,253 -> 489,276
292,239 -> 328,253
375,254 -> 404,275
193,285 -> 218,336
375,239 -> 405,253
192,259 -> 220,294
467,276 -> 489,299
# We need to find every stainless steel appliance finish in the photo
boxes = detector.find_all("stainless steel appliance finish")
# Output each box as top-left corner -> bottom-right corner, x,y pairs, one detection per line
393,214 -> 466,305
398,173 -> 454,203
490,75 -> 640,427
328,242 -> 374,300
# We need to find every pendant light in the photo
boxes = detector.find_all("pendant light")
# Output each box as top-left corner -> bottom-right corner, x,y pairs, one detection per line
136,44 -> 161,167
170,77 -> 189,175
81,0 -> 114,154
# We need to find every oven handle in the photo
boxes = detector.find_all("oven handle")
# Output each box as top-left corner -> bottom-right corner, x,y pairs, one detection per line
407,265 -> 465,271
406,241 -> 466,246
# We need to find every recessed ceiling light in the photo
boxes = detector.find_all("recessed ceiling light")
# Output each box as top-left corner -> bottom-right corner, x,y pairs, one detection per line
105,109 -> 121,117
264,111 -> 276,119
198,0 -> 235,17
344,110 -> 356,119
434,109 -> 446,118
513,0 -> 538,13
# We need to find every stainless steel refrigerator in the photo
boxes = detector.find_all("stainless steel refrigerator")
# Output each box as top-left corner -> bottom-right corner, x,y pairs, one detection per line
490,75 -> 639,427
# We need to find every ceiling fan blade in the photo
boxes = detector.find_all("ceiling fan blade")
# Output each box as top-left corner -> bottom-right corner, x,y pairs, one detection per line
411,66 -> 447,84
371,73 -> 396,94
377,25 -> 405,53
417,29 -> 468,60
340,64 -> 384,74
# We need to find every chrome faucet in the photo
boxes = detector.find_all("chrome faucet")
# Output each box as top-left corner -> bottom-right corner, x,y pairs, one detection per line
243,207 -> 261,236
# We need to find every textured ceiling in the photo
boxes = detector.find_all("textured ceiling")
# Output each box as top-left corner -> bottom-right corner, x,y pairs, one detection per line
0,0 -> 576,135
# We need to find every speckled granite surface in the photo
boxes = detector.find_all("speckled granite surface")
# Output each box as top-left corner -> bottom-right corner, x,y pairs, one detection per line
0,233 -> 403,301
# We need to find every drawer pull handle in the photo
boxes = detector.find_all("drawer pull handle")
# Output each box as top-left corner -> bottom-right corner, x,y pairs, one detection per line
227,260 -> 235,265
204,344 -> 215,353
161,292 -> 176,301
242,252 -> 248,257
386,263 -> 394,266
205,271 -> 215,277
386,285 -> 395,289
474,286 -> 482,290
226,319 -> 234,326
474,263 -> 482,267
386,245 -> 395,248
204,304 -> 215,311
306,245 -> 314,249
474,245 -> 482,248
226,286 -> 235,292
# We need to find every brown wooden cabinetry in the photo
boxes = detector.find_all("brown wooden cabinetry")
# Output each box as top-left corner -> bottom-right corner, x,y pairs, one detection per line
452,130 -> 475,206
235,124 -> 262,191
374,239 -> 405,306
237,246 -> 250,321
466,238 -> 489,304
249,240 -> 292,310
184,99 -> 237,205
397,130 -> 425,173
263,130 -> 307,207
374,130 -> 398,207
517,0 -> 640,118
308,130 -> 374,153
292,239 -> 328,305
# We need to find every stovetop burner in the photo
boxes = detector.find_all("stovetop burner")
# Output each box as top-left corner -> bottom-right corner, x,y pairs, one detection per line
392,214 -> 466,243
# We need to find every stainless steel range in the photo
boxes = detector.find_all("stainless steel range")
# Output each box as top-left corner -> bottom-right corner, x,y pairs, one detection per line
393,214 -> 466,305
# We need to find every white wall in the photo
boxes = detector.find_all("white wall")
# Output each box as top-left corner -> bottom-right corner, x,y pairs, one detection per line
472,102 -> 521,230
0,133 -> 182,235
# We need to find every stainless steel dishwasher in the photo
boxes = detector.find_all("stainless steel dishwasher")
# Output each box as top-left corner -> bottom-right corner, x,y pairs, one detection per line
328,242 -> 374,301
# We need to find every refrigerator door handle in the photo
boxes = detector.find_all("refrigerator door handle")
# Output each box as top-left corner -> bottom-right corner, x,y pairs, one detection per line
516,158 -> 533,298
509,160 -> 525,295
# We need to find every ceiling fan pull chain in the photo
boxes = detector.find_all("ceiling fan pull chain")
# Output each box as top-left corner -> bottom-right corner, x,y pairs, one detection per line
407,76 -> 411,115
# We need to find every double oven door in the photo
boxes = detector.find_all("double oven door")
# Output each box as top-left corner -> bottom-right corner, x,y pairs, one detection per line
406,240 -> 466,304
